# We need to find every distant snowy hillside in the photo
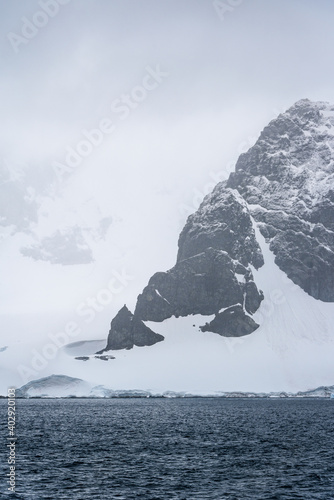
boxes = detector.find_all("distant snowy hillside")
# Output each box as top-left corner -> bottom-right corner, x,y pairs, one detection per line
15,374 -> 334,399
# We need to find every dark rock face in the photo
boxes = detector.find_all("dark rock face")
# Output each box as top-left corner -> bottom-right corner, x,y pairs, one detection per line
94,355 -> 115,361
135,189 -> 264,323
135,247 -> 263,321
227,99 -> 334,301
200,305 -> 259,337
244,280 -> 264,314
105,189 -> 264,349
177,187 -> 264,269
104,306 -> 164,351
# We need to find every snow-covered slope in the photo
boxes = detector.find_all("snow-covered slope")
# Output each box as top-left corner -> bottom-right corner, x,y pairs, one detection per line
1,225 -> 333,395
16,375 -> 92,398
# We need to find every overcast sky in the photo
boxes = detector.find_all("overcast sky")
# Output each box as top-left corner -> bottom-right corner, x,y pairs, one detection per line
2,0 -> 334,166
1,0 -> 334,327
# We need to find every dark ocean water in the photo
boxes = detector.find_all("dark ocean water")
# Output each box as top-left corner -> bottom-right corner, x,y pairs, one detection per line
0,398 -> 334,499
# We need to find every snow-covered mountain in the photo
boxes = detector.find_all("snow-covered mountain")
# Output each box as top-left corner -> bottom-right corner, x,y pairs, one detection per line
1,99 -> 334,396
102,98 -> 334,349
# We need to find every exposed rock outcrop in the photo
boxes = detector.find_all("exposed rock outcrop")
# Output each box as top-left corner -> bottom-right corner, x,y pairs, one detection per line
135,247 -> 263,321
177,187 -> 264,269
103,305 -> 164,351
227,99 -> 334,301
200,305 -> 259,337
134,189 -> 264,326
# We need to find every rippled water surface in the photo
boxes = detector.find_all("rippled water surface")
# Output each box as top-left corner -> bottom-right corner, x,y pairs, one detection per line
0,398 -> 334,499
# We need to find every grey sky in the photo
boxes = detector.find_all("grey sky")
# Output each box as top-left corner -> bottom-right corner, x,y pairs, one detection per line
2,0 -> 334,160
1,0 -> 334,320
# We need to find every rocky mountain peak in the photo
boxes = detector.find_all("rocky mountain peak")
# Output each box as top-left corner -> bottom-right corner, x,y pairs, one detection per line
228,99 -> 334,301
104,99 -> 334,353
